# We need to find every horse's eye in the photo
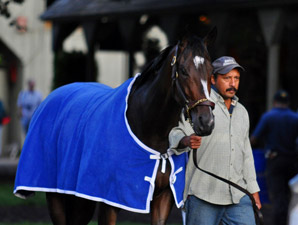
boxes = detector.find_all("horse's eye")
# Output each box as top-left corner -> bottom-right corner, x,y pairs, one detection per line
180,67 -> 188,76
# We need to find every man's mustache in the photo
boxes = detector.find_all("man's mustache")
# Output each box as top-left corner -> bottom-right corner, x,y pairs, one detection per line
226,87 -> 237,92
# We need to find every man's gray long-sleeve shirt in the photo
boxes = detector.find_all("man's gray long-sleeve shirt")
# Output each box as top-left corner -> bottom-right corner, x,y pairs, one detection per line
169,89 -> 260,205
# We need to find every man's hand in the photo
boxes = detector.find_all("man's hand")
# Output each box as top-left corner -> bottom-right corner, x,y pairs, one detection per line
252,192 -> 262,209
179,134 -> 202,149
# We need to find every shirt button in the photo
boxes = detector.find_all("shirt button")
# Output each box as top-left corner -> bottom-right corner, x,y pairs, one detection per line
232,149 -> 234,151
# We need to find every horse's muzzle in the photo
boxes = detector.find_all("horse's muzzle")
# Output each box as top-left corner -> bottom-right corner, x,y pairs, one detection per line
192,110 -> 215,136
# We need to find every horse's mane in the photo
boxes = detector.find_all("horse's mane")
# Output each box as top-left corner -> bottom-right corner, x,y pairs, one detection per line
183,34 -> 209,61
131,33 -> 210,93
131,45 -> 174,91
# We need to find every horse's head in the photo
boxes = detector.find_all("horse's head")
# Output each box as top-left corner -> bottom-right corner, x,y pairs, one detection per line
171,28 -> 216,136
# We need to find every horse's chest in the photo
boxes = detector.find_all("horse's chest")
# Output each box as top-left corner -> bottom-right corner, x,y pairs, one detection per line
154,162 -> 171,191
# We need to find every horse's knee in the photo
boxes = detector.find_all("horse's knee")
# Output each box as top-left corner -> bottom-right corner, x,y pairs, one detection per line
98,203 -> 120,225
69,196 -> 96,225
46,193 -> 96,225
46,192 -> 66,225
150,189 -> 174,225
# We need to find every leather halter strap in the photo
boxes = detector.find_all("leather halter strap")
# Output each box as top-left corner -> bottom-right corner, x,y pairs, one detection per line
171,44 -> 215,122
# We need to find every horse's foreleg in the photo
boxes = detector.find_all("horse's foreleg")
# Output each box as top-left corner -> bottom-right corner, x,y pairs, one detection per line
46,192 -> 67,225
46,192 -> 96,225
150,188 -> 174,225
66,195 -> 97,225
97,203 -> 120,225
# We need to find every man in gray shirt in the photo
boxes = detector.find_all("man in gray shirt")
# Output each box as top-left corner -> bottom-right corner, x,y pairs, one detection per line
169,56 -> 261,225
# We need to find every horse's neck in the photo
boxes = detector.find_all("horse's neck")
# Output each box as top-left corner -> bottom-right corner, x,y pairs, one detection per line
127,66 -> 182,152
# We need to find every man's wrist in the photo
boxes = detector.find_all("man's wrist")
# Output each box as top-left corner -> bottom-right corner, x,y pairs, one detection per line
178,136 -> 189,148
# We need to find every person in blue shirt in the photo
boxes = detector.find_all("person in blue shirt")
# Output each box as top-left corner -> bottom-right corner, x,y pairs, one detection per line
250,90 -> 298,225
17,79 -> 43,134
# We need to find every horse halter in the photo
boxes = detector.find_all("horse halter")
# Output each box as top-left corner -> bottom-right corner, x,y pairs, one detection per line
171,44 -> 215,123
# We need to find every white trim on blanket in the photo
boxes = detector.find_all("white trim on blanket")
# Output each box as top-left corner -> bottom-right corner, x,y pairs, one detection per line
124,74 -> 183,209
14,186 -> 152,214
14,74 -> 184,213
124,73 -> 162,212
124,74 -> 160,156
169,156 -> 184,208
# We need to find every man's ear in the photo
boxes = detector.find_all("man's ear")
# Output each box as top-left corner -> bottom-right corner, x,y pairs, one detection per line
211,74 -> 216,85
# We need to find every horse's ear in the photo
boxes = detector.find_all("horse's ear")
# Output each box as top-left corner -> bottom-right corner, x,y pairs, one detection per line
178,36 -> 188,52
203,26 -> 217,47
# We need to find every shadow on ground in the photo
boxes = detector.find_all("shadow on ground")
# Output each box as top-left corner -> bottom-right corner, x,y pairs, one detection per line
0,198 -> 273,224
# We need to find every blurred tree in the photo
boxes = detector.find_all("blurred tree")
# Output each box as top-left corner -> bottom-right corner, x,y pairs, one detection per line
53,50 -> 98,90
143,38 -> 160,64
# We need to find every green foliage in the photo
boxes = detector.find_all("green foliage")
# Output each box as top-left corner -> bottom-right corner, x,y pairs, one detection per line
53,50 -> 97,90
53,50 -> 86,90
0,183 -> 180,225
142,38 -> 160,64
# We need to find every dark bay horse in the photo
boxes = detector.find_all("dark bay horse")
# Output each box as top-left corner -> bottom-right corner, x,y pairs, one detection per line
14,28 -> 216,225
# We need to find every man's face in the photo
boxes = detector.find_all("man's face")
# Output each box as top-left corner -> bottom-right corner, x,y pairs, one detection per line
211,69 -> 240,99
28,81 -> 35,91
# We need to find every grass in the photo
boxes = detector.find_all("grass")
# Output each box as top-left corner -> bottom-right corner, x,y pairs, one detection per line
0,183 -> 46,206
0,183 -> 181,225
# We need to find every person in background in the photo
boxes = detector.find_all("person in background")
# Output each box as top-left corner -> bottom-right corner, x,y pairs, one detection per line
169,56 -> 261,225
17,79 -> 43,134
250,90 -> 298,225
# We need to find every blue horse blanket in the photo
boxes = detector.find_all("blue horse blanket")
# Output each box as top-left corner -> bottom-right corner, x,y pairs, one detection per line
14,75 -> 187,213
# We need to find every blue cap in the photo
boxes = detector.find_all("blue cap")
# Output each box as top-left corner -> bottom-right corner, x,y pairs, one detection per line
212,56 -> 244,74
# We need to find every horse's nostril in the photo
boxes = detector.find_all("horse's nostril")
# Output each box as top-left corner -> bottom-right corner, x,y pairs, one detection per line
199,115 -> 211,127
199,115 -> 203,124
195,114 -> 214,136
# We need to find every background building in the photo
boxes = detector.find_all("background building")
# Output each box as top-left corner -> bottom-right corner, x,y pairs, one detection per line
41,0 -> 298,124
0,0 -> 298,156
0,1 -> 52,154
0,0 -> 130,153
